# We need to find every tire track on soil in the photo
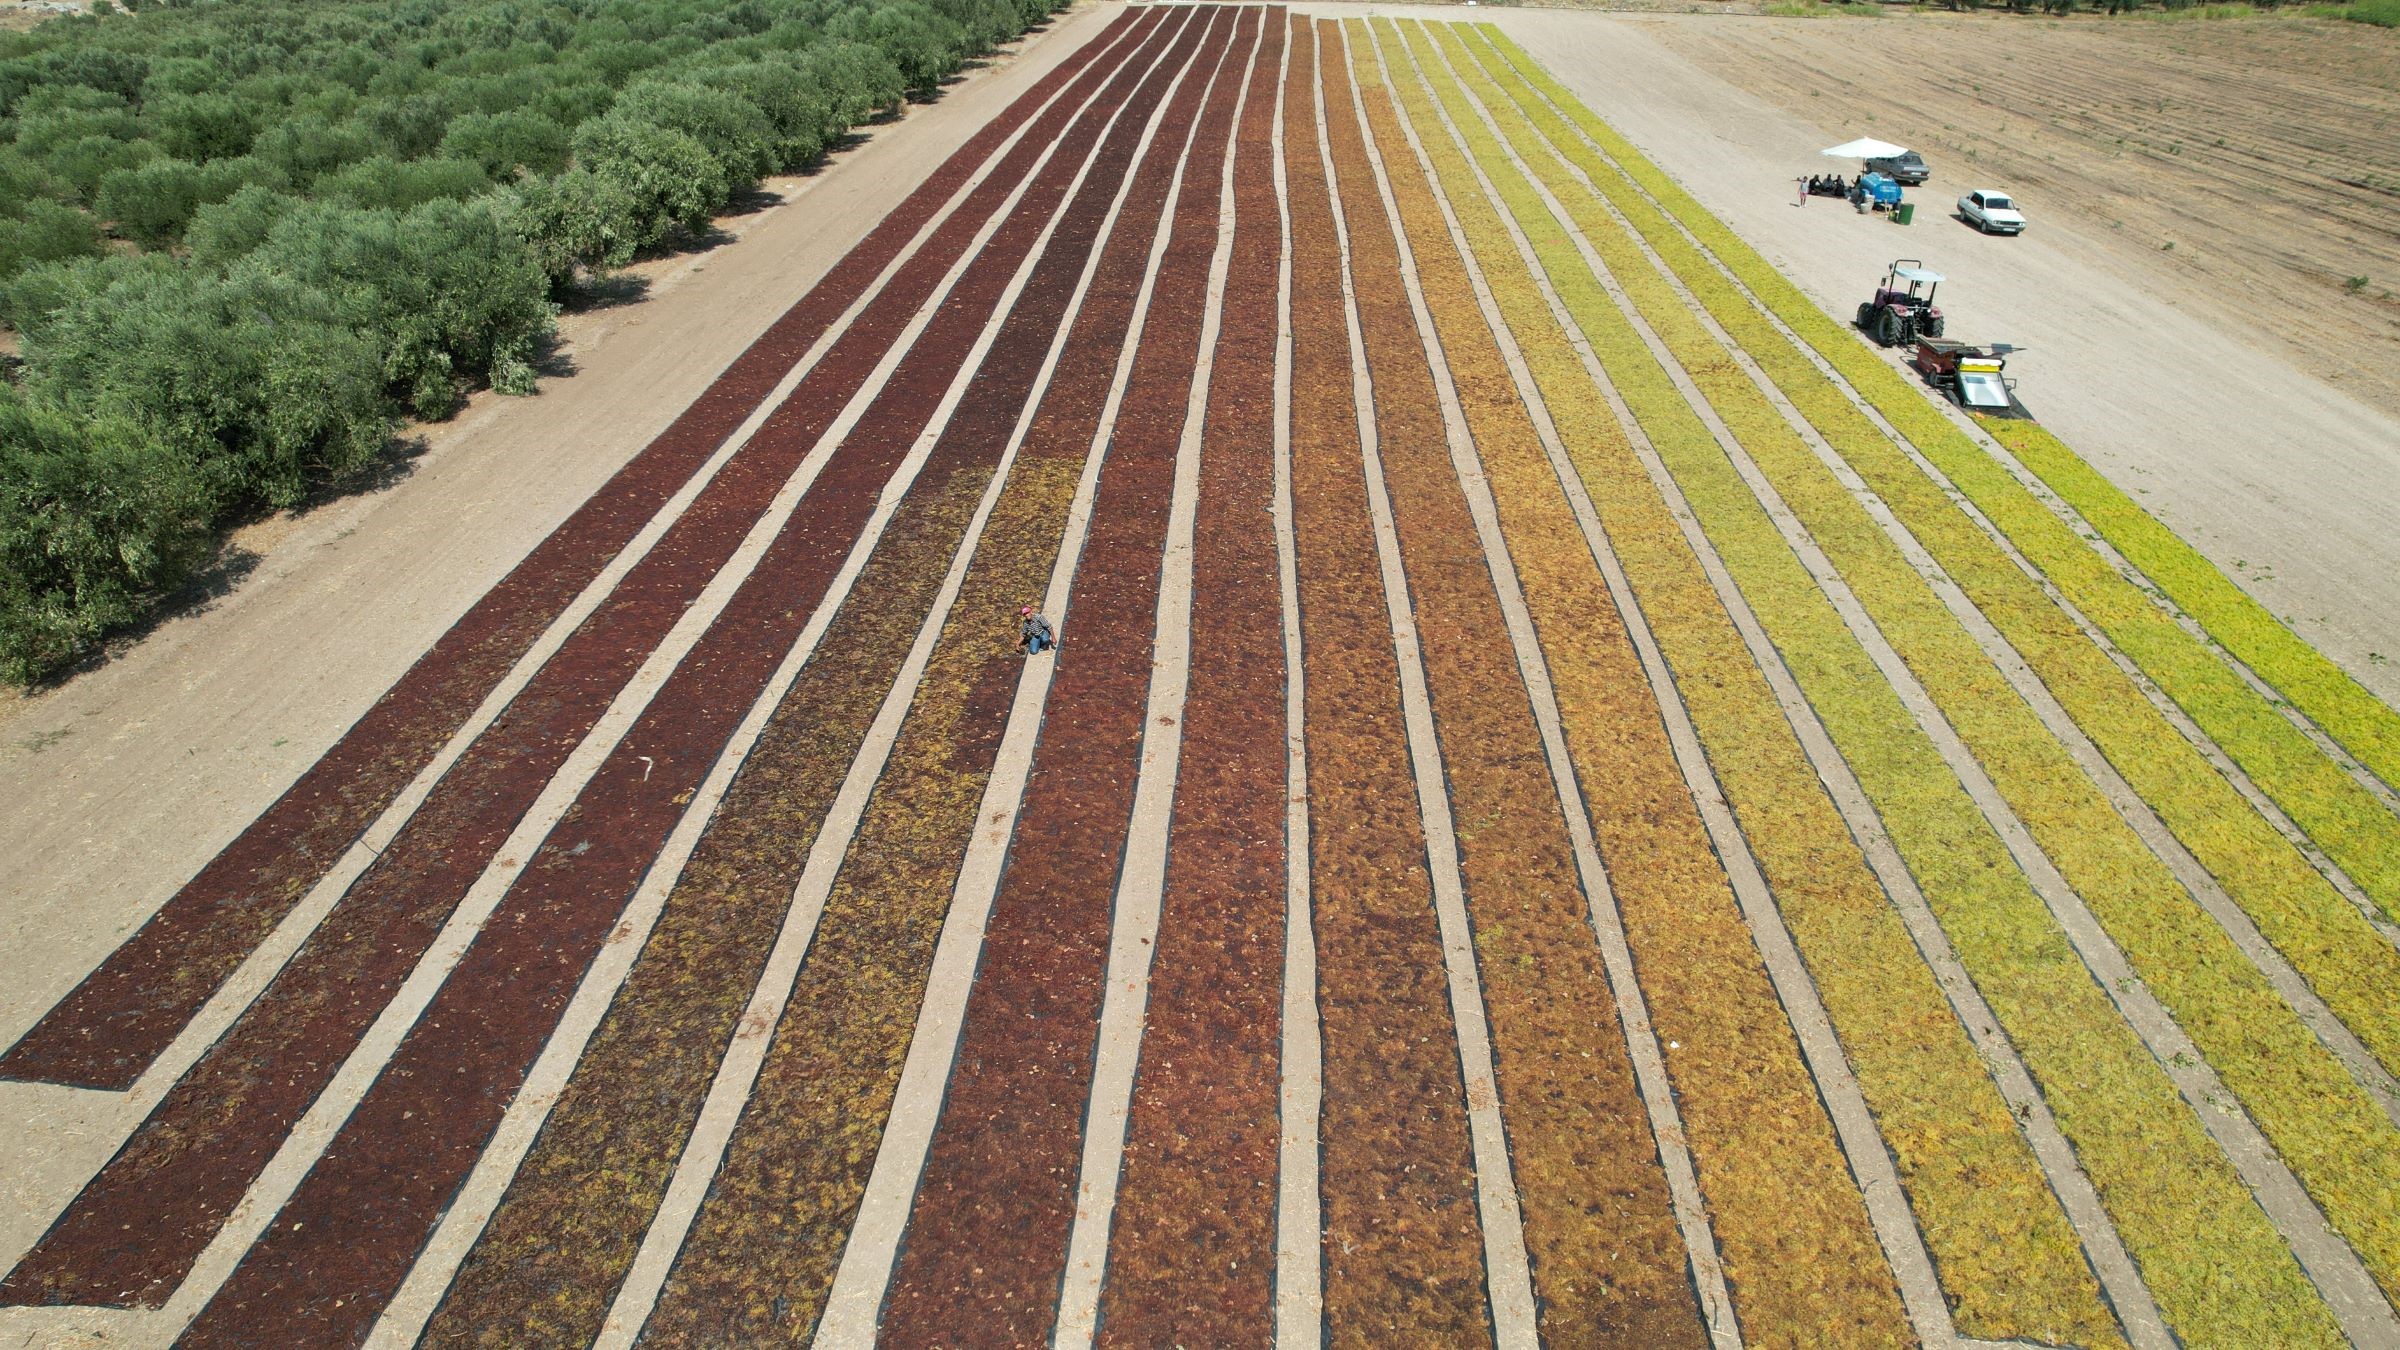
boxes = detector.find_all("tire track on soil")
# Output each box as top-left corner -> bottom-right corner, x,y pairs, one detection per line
1269,28 -> 1324,1331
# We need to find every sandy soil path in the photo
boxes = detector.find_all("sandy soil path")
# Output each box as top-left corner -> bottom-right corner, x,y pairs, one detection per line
1301,4 -> 2399,708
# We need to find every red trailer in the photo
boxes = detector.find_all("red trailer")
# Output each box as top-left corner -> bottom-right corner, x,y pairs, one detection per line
1911,338 -> 2029,417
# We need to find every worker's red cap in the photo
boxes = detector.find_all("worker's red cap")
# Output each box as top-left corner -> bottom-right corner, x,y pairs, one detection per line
1020,606 -> 1034,615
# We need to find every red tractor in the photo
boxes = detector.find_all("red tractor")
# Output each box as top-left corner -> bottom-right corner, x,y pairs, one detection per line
1857,259 -> 1945,348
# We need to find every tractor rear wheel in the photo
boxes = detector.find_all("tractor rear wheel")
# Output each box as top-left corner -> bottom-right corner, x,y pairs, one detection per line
1924,314 -> 1944,339
1873,307 -> 1903,347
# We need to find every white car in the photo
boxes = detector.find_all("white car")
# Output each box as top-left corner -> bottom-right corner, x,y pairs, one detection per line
1958,189 -> 2026,235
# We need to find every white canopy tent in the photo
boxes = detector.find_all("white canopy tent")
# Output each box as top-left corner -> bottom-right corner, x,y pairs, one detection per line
1822,137 -> 1910,160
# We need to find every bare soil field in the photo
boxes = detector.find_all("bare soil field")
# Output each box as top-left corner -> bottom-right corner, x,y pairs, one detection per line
1647,9 -> 2400,418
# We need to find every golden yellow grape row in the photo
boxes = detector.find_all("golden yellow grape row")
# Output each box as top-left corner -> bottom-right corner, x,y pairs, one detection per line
1440,20 -> 2400,1308
1388,18 -> 2341,1346
1347,24 -> 1910,1343
1455,21 -> 2400,1079
1367,18 -> 2121,1346
1470,28 -> 2400,926
1321,27 -> 1708,1340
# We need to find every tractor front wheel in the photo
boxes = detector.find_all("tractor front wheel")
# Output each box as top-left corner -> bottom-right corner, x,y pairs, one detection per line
1857,302 -> 1876,330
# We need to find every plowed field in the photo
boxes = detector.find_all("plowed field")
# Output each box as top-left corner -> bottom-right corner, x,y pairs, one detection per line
5,6 -> 2398,1346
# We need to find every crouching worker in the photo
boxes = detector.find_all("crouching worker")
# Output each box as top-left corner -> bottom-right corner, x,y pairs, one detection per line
1019,605 -> 1057,656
